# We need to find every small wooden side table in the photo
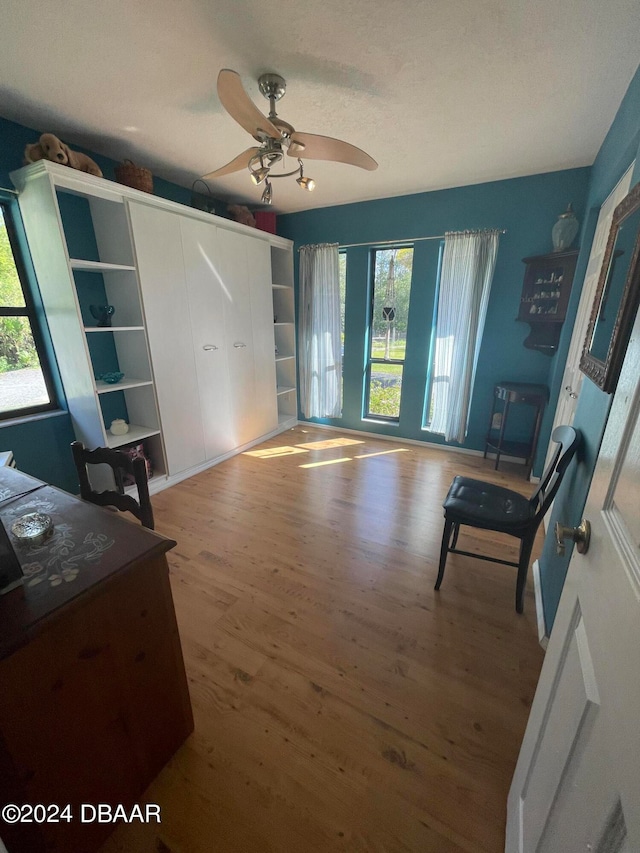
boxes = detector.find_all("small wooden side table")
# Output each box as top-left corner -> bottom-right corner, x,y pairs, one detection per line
484,382 -> 549,478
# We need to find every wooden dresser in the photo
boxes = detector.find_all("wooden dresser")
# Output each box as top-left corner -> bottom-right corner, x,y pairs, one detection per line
0,467 -> 193,853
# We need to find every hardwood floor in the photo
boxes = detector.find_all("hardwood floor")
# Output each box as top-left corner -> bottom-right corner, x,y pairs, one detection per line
99,426 -> 545,853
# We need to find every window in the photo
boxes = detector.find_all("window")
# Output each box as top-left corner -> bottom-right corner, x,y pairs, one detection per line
0,202 -> 56,419
365,247 -> 414,420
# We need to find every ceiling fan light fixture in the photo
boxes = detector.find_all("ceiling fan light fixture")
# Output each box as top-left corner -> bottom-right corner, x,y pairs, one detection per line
297,175 -> 316,191
250,165 -> 270,185
296,162 -> 315,192
261,180 -> 273,205
207,69 -> 376,205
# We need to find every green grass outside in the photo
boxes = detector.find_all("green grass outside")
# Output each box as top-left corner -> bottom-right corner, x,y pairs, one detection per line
370,339 -> 405,376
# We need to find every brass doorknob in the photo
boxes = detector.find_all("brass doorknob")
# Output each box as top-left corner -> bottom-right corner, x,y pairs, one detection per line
555,519 -> 591,556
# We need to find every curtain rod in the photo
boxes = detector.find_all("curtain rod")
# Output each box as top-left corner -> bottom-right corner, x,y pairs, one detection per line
0,187 -> 19,196
338,229 -> 506,250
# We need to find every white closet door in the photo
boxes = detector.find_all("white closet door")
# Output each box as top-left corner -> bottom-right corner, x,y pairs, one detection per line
128,202 -> 206,474
247,238 -> 278,437
217,230 -> 257,447
180,217 -> 234,461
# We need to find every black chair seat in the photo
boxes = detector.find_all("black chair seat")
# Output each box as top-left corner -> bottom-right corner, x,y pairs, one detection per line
435,425 -> 579,613
443,477 -> 535,532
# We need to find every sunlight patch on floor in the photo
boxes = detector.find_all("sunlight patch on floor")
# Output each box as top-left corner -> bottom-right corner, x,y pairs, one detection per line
295,438 -> 364,450
353,448 -> 411,459
298,457 -> 352,469
245,436 -> 409,467
243,446 -> 309,458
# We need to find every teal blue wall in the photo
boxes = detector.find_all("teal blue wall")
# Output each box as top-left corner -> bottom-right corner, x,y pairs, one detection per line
3,52 -> 638,531
538,62 -> 640,632
0,114 -> 197,491
278,169 -> 591,473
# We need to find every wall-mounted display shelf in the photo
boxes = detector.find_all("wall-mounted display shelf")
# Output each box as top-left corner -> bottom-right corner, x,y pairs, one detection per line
517,250 -> 578,354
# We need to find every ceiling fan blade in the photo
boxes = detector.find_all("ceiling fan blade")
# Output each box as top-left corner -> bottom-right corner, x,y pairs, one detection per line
217,69 -> 281,141
288,132 -> 378,170
202,147 -> 261,180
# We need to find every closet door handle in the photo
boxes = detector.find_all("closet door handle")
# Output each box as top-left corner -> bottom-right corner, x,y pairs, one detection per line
233,342 -> 247,348
202,345 -> 218,351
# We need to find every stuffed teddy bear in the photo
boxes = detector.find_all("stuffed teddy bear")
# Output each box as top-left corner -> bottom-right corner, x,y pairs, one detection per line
227,204 -> 256,228
24,133 -> 103,177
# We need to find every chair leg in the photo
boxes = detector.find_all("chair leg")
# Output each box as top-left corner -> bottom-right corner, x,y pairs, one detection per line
451,522 -> 460,550
435,518 -> 454,590
515,535 -> 536,614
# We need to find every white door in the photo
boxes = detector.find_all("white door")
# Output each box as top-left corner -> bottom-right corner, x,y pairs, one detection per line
544,165 -> 633,474
506,305 -> 640,851
217,230 -> 257,448
129,202 -> 206,474
180,217 -> 234,461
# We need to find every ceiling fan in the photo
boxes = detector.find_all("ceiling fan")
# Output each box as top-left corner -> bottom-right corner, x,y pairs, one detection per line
202,69 -> 378,204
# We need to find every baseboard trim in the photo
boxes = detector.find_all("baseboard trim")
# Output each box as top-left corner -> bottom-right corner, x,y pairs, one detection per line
300,421 -> 533,464
303,421 -> 484,455
532,559 -> 549,650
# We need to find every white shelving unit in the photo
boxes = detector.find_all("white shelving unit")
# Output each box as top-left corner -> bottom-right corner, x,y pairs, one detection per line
271,247 -> 297,427
12,161 -> 296,494
11,164 -> 167,488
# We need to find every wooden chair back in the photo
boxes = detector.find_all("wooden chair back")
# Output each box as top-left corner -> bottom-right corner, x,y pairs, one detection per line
529,425 -> 579,520
71,441 -> 154,529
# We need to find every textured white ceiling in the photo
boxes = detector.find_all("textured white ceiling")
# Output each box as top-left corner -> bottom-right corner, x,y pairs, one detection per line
0,0 -> 638,213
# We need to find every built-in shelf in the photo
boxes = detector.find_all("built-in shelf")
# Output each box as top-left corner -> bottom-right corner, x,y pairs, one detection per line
95,378 -> 153,394
106,425 -> 161,449
12,160 -> 293,496
84,325 -> 145,332
70,259 -> 137,273
271,247 -> 296,425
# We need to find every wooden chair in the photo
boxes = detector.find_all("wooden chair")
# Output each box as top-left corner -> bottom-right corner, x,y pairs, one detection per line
71,441 -> 154,529
434,425 -> 579,613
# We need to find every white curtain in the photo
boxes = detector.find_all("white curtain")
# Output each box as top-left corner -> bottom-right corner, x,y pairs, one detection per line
298,243 -> 342,419
429,230 -> 500,443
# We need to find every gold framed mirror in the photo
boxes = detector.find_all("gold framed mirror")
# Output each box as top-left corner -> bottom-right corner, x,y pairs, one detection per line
580,181 -> 640,393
